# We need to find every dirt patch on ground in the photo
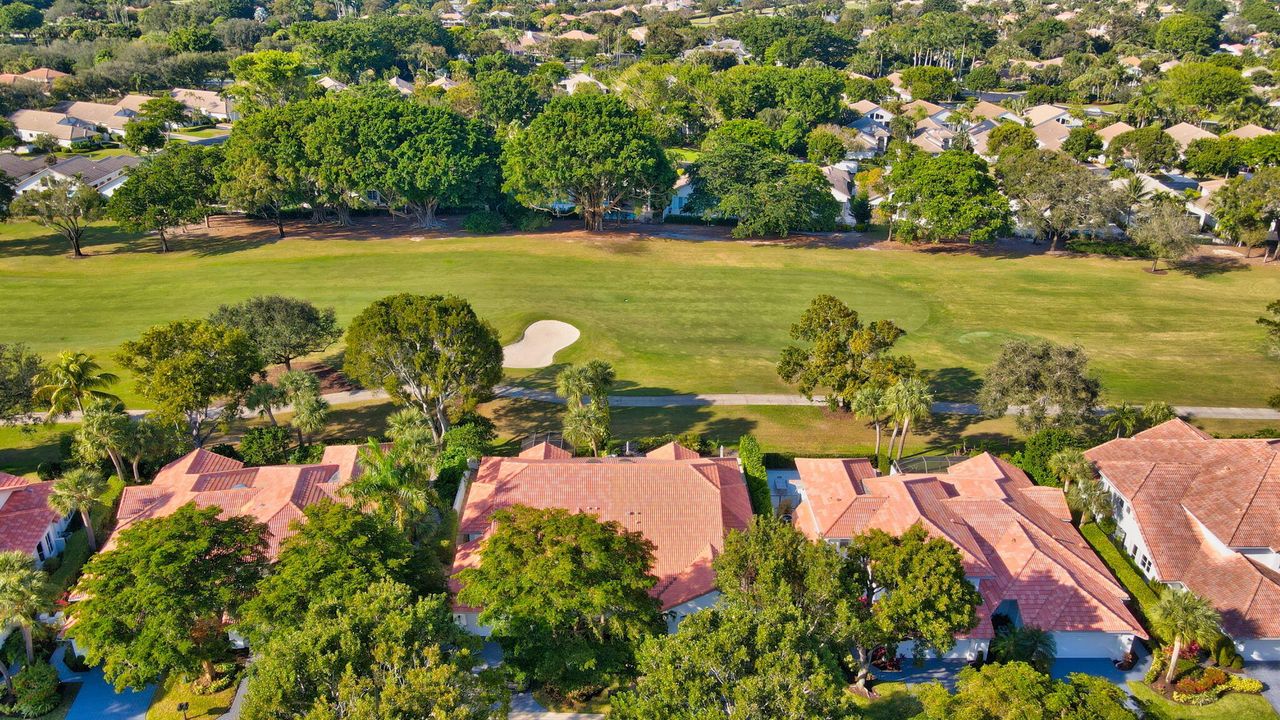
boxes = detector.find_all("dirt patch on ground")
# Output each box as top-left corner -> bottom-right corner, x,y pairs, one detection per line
263,361 -> 356,394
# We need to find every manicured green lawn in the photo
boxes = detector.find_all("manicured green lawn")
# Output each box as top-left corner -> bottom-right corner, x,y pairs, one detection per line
852,681 -> 924,720
146,675 -> 238,720
178,127 -> 230,139
1129,682 -> 1279,719
2,218 -> 1277,408
0,423 -> 73,477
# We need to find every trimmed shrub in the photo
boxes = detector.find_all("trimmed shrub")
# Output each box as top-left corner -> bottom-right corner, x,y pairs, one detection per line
1065,238 -> 1154,258
516,211 -> 552,231
1145,652 -> 1166,684
1011,428 -> 1080,486
737,435 -> 770,515
1225,675 -> 1264,694
1,662 -> 60,718
1174,666 -> 1227,694
1172,690 -> 1222,706
462,211 -> 504,234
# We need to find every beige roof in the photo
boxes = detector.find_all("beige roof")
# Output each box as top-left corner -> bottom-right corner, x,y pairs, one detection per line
1024,104 -> 1069,126
1031,120 -> 1071,150
20,68 -> 69,83
850,99 -> 882,115
1097,121 -> 1135,145
902,99 -> 945,117
556,29 -> 598,42
59,101 -> 136,130
172,88 -> 229,116
970,100 -> 1014,121
7,109 -> 99,141
1164,121 -> 1217,150
1225,123 -> 1274,140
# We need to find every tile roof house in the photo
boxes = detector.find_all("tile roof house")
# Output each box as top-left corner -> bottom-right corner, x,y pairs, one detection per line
450,442 -> 753,634
1023,104 -> 1076,127
1096,121 -> 1136,148
1225,123 -> 1274,140
6,109 -> 105,147
1164,122 -> 1217,152
559,72 -> 607,94
56,100 -> 138,135
171,88 -> 236,121
792,453 -> 1146,660
0,473 -> 72,568
1086,420 -> 1280,660
105,445 -> 371,559
14,155 -> 141,198
1030,119 -> 1072,152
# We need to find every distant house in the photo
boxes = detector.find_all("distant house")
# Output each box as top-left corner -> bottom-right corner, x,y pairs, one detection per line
450,442 -> 753,634
388,77 -> 415,96
1086,420 -> 1280,660
428,76 -> 459,91
0,68 -> 70,91
968,100 -> 1021,124
792,454 -> 1146,660
556,29 -> 599,42
1030,119 -> 1072,152
1022,104 -> 1078,127
14,155 -> 142,197
1164,122 -> 1217,153
559,72 -> 606,94
0,473 -> 72,569
1096,121 -> 1136,149
850,99 -> 893,123
57,100 -> 137,136
1225,123 -> 1274,140
171,88 -> 236,122
6,109 -> 104,148
317,76 -> 348,92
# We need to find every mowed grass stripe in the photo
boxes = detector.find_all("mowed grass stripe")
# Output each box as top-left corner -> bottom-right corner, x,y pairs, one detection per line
0,220 -> 1275,408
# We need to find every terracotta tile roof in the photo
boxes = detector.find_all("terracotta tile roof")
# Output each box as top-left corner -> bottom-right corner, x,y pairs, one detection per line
1087,419 -> 1280,638
794,453 -> 1145,640
451,448 -> 753,610
0,480 -> 60,555
107,446 -> 367,558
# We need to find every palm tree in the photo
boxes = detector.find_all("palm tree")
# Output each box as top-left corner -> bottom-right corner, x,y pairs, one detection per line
556,360 -> 615,409
1046,448 -> 1093,494
884,377 -> 934,461
245,382 -> 284,426
991,625 -> 1057,672
1142,401 -> 1176,428
1119,176 -> 1150,228
1151,588 -> 1221,685
47,468 -> 107,551
563,402 -> 610,456
1067,476 -> 1115,530
34,351 -> 119,418
75,398 -> 130,480
852,384 -> 887,457
386,408 -> 440,477
280,371 -> 329,447
1105,402 -> 1140,439
0,551 -> 51,665
343,441 -> 437,541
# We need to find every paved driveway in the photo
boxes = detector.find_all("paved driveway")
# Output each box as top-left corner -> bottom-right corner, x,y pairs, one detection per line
875,652 -> 1150,692
509,693 -> 603,720
1244,662 -> 1280,712
53,645 -> 155,720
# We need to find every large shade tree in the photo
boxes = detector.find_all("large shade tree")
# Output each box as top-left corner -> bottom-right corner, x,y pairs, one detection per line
343,293 -> 502,442
107,143 -> 222,253
503,93 -> 675,231
917,662 -> 1137,720
116,319 -> 263,447
11,177 -> 104,258
456,506 -> 664,695
209,295 -> 342,371
70,504 -> 269,690
778,294 -> 915,412
240,581 -> 506,720
0,344 -> 42,426
978,339 -> 1101,432
995,149 -> 1121,251
887,146 -> 1011,244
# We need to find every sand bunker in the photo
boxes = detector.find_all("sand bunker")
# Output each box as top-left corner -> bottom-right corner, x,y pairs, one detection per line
502,320 -> 581,368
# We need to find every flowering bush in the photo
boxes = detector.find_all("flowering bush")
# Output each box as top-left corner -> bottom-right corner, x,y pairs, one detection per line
1175,667 -> 1228,694
1225,675 -> 1264,694
1163,641 -> 1202,660
1172,690 -> 1222,706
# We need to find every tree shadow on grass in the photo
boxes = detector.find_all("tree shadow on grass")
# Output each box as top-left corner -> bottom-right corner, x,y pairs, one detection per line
927,367 -> 982,403
857,688 -> 924,720
1172,255 -> 1247,278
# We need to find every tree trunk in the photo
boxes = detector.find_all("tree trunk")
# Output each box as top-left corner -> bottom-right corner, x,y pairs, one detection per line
0,660 -> 12,695
204,214 -> 210,229
1165,637 -> 1182,685
131,457 -> 141,483
296,425 -> 305,448
309,205 -> 326,224
852,645 -> 873,691
68,230 -> 85,258
334,204 -> 352,227
873,421 -> 882,456
274,210 -> 285,238
411,200 -> 440,229
897,417 -> 910,460
201,658 -> 216,686
157,228 -> 169,253
1048,231 -> 1060,253
106,448 -> 126,482
887,422 -> 901,463
80,508 -> 97,551
21,627 -> 32,663
1151,257 -> 1159,272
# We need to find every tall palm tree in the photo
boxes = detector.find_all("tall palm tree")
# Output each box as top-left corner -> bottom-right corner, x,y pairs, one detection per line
1152,588 -> 1221,685
1142,401 -> 1177,428
563,402 -> 610,456
1067,476 -> 1115,530
1047,448 -> 1093,494
343,441 -> 437,541
991,625 -> 1057,672
0,551 -> 51,664
1105,402 -> 1139,439
280,371 -> 328,447
34,351 -> 119,418
852,384 -> 887,458
386,408 -> 441,478
245,382 -> 284,426
555,360 -> 615,409
47,468 -> 107,551
1119,176 -> 1150,228
75,398 -> 130,480
884,376 -> 934,461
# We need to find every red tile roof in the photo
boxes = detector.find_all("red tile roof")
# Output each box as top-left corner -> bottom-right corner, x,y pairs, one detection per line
451,443 -> 753,610
106,446 -> 369,558
794,453 -> 1145,640
0,479 -> 61,556
1087,419 -> 1280,638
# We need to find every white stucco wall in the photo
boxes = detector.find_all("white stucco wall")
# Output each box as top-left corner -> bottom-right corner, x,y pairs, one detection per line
1052,631 -> 1134,659
454,611 -> 492,637
1097,473 -> 1160,581
896,639 -> 989,661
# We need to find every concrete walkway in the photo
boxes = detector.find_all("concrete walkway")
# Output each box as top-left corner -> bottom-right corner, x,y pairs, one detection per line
52,645 -> 155,720
217,675 -> 249,720
32,386 -> 1280,423
509,693 -> 604,720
